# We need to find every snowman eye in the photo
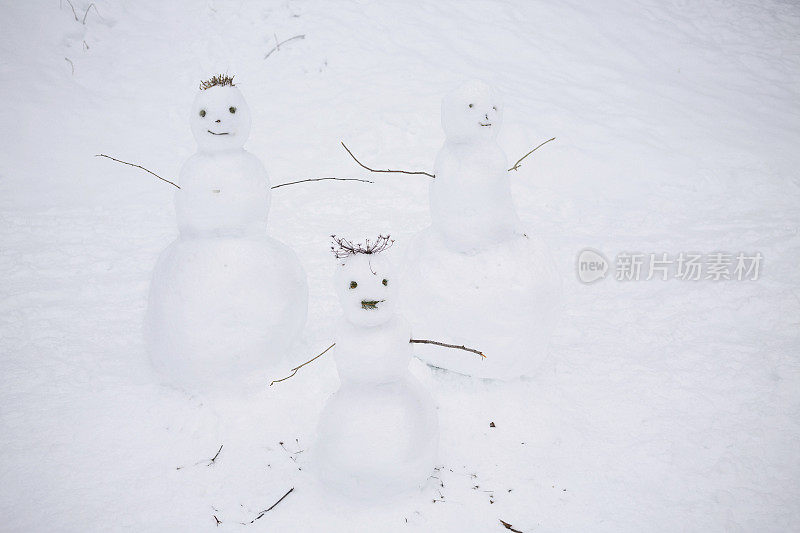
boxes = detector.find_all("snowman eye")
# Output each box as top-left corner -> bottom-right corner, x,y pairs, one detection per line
199,109 -> 206,117
468,103 -> 474,108
492,106 -> 497,110
382,279 -> 388,286
229,106 -> 236,114
349,281 -> 357,289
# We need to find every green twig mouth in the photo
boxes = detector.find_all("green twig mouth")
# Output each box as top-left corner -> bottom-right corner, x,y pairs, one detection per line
361,300 -> 384,310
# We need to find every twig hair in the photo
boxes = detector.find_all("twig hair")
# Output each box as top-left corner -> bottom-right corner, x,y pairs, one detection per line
331,235 -> 394,259
199,74 -> 236,90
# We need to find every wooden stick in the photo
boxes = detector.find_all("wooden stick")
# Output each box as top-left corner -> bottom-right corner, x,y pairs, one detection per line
264,34 -> 305,59
82,3 -> 99,24
248,487 -> 294,523
410,338 -> 485,358
271,177 -> 373,189
499,519 -> 523,533
95,154 -> 181,189
63,0 -> 79,21
341,142 -> 435,178
269,343 -> 336,386
208,444 -> 223,465
96,154 -> 370,191
508,137 -> 555,172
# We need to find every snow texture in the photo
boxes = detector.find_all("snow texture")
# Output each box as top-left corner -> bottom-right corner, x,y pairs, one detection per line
402,229 -> 562,379
1,1 -> 799,531
146,84 -> 308,392
316,251 -> 438,499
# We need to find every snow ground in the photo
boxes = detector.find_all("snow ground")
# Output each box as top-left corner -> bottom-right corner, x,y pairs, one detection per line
1,1 -> 799,531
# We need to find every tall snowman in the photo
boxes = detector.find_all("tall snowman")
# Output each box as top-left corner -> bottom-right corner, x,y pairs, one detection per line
146,75 -> 308,392
314,237 -> 438,499
401,80 -> 562,380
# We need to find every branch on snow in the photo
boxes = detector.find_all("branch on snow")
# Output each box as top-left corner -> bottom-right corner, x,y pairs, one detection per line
269,343 -> 336,386
341,141 -> 435,178
264,34 -> 306,59
409,339 -> 485,358
507,137 -> 555,172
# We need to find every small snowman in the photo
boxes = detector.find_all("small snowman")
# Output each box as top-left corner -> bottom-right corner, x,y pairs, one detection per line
314,236 -> 438,499
429,79 -> 520,253
146,75 -> 308,392
401,80 -> 562,380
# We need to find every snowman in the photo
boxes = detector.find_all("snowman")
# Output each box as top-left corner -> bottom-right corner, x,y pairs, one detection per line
401,79 -> 562,380
146,75 -> 308,392
314,236 -> 439,499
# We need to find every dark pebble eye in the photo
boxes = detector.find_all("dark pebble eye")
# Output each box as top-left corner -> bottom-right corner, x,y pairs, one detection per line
492,106 -> 497,110
349,281 -> 357,289
199,109 -> 206,117
468,103 -> 474,108
382,279 -> 388,286
229,106 -> 236,114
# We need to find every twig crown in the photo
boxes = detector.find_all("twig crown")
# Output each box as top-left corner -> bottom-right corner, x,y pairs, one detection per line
331,235 -> 394,259
199,74 -> 236,90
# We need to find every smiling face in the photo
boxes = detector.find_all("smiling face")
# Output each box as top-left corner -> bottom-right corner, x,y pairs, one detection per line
442,79 -> 503,143
335,253 -> 396,327
190,85 -> 251,153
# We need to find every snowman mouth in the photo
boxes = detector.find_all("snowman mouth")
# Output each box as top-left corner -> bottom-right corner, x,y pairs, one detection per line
479,122 -> 492,127
207,130 -> 230,135
361,299 -> 384,310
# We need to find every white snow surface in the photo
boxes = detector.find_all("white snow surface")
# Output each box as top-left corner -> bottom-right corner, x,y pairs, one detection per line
402,229 -> 562,379
1,1 -> 800,531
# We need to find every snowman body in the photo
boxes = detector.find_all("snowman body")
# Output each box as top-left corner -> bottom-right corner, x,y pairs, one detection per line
402,80 -> 562,380
175,150 -> 269,237
146,82 -> 307,392
430,135 -> 519,254
314,253 -> 438,499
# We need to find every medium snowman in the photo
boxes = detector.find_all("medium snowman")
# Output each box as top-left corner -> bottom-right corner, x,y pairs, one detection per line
146,75 -> 308,392
314,236 -> 439,499
401,79 -> 562,380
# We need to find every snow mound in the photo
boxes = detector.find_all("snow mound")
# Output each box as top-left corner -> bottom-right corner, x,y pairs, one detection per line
146,235 -> 307,392
401,228 -> 562,379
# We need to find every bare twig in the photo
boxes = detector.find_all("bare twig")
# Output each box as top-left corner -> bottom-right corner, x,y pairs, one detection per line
96,153 -> 369,192
208,444 -> 223,465
95,154 -> 181,189
341,142 -> 435,178
64,57 -> 74,75
499,519 -> 523,533
271,176 -> 373,189
200,74 -> 235,91
82,3 -> 99,24
270,343 -> 335,386
264,34 -> 305,59
409,338 -> 485,358
248,488 -> 295,523
176,444 -> 224,470
331,234 -> 394,258
508,137 -> 555,172
63,0 -> 79,21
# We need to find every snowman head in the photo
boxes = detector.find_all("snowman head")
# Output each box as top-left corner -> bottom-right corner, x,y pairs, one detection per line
441,79 -> 503,144
190,74 -> 251,153
332,236 -> 396,328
